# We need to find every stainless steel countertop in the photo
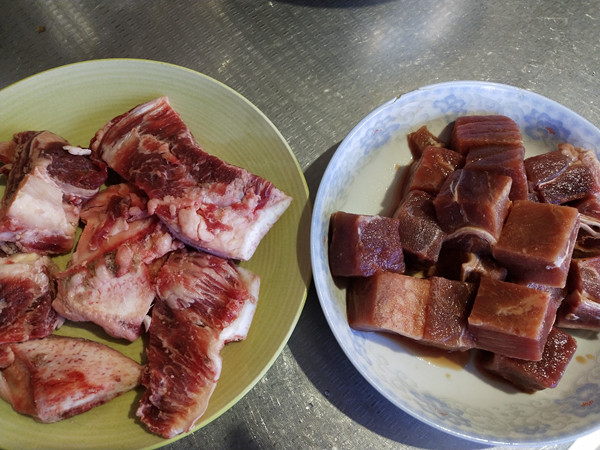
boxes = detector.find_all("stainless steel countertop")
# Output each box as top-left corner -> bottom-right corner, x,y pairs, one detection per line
2,2 -> 599,449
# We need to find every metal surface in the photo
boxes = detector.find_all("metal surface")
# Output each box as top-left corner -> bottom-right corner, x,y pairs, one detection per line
1,1 -> 599,449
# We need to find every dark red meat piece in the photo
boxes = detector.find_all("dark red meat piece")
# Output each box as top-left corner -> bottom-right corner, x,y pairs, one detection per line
493,200 -> 580,288
393,190 -> 445,267
347,272 -> 429,340
524,150 -> 570,186
467,277 -> 558,361
532,144 -> 600,204
555,256 -> 600,330
405,146 -> 464,196
479,327 -> 577,392
450,115 -> 523,155
465,144 -> 528,201
421,277 -> 476,351
433,169 -> 512,247
406,125 -> 445,159
328,211 -> 405,277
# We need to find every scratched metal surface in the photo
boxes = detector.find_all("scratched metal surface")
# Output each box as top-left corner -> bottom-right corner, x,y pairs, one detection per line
2,1 -> 600,449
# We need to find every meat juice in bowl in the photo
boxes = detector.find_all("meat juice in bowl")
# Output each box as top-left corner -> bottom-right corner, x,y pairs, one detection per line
310,81 -> 600,446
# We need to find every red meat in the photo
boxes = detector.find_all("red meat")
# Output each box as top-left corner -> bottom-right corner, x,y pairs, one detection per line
90,97 -> 292,261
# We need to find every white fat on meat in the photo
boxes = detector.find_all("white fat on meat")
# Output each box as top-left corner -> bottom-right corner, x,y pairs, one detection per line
0,335 -> 142,423
0,131 -> 106,254
2,173 -> 72,238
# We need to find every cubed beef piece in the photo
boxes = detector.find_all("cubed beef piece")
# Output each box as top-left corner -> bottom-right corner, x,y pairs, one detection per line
406,146 -> 464,196
422,277 -> 477,351
569,256 -> 600,303
434,169 -> 512,241
467,277 -> 558,361
347,272 -> 429,340
574,213 -> 600,257
492,200 -> 580,288
465,144 -> 528,201
573,195 -> 600,219
479,327 -> 577,393
533,144 -> 600,204
407,125 -> 444,159
328,211 -> 405,277
555,291 -> 600,330
393,190 -> 445,267
556,256 -> 600,330
450,115 -> 523,155
524,150 -> 570,186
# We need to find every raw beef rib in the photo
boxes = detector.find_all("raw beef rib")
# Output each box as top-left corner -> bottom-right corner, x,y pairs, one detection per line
90,96 -> 292,260
0,335 -> 142,423
53,183 -> 183,341
0,253 -> 64,344
137,248 -> 260,438
0,131 -> 107,254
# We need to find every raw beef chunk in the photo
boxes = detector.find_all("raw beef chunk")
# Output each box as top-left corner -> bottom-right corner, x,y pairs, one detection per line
524,150 -> 570,187
568,256 -> 600,303
450,115 -> 523,155
90,96 -> 292,261
526,144 -> 600,204
493,200 -> 580,288
0,253 -> 64,344
137,297 -> 222,439
467,277 -> 558,361
421,277 -> 476,351
555,256 -> 600,330
0,335 -> 141,423
405,146 -> 464,196
573,196 -> 600,257
464,144 -> 528,201
556,291 -> 600,330
53,183 -> 183,341
347,272 -> 429,340
137,249 -> 259,438
479,327 -> 577,392
407,125 -> 445,159
154,248 -> 260,343
393,190 -> 445,267
329,211 -> 405,277
0,131 -> 107,254
433,169 -> 512,251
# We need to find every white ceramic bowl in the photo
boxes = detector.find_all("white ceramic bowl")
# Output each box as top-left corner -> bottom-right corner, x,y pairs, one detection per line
310,81 -> 600,446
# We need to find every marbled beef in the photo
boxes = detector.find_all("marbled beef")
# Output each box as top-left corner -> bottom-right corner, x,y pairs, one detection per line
90,97 -> 292,261
0,131 -> 106,254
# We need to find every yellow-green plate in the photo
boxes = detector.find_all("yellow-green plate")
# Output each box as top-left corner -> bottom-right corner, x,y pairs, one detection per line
0,59 -> 312,449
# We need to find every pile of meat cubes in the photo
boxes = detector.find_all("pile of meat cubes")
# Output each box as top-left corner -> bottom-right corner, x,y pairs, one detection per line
328,115 -> 600,393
